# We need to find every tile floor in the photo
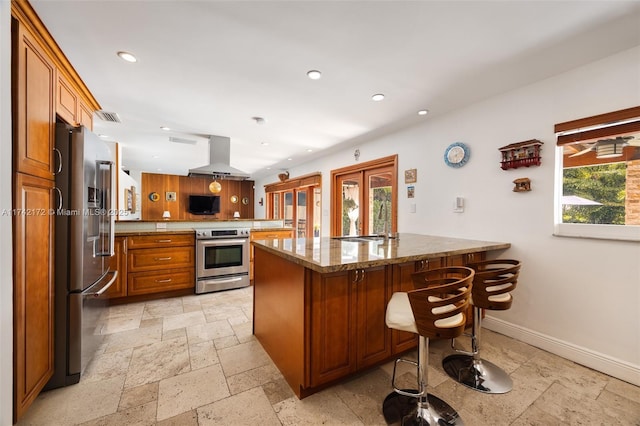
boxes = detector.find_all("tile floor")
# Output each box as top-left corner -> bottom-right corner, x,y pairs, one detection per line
18,287 -> 640,425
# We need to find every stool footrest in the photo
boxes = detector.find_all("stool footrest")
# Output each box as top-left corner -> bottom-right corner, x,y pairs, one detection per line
391,358 -> 423,397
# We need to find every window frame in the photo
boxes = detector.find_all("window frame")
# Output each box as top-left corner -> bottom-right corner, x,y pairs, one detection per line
554,106 -> 640,242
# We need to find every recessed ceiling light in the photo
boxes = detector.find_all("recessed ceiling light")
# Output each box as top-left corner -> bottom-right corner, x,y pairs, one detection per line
261,142 -> 269,146
266,167 -> 271,170
152,155 -> 160,159
372,93 -> 385,101
287,158 -> 293,161
307,70 -> 322,80
306,149 -> 313,152
97,134 -> 109,138
117,51 -> 137,63
160,126 -> 170,131
418,109 -> 429,116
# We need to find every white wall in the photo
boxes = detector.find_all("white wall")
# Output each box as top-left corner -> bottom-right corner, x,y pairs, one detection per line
0,1 -> 13,423
255,45 -> 640,385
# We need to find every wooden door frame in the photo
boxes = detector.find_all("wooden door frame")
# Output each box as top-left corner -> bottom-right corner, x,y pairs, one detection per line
330,155 -> 398,236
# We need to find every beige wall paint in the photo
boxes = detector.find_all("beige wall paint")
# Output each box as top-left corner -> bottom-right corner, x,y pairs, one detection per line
254,45 -> 640,385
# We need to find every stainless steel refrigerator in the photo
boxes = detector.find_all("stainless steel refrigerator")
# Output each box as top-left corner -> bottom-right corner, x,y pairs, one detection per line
45,123 -> 118,389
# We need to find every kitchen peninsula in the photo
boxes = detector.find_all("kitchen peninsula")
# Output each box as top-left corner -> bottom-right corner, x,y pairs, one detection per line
252,233 -> 510,398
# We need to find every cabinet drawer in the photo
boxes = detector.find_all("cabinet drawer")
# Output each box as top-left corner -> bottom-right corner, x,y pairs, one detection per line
128,246 -> 194,272
128,269 -> 194,296
127,233 -> 194,249
250,230 -> 293,240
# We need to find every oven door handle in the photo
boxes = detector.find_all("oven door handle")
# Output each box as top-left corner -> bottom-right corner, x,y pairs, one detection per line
198,239 -> 248,246
201,276 -> 244,284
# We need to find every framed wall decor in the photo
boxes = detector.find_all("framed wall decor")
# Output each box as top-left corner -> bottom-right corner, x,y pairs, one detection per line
404,168 -> 417,183
124,186 -> 136,213
407,186 -> 415,198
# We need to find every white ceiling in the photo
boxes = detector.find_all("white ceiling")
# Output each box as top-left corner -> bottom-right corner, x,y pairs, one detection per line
31,1 -> 640,179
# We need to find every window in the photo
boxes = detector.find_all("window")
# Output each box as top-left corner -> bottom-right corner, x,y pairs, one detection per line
554,106 -> 640,241
265,173 -> 321,238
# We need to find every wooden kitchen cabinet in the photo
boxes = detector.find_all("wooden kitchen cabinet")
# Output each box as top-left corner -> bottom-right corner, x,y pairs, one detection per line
13,173 -> 55,419
13,19 -> 56,180
104,236 -> 127,299
309,265 -> 391,387
56,73 -> 78,126
11,1 -> 102,420
249,229 -> 293,281
126,233 -> 195,296
78,100 -> 93,130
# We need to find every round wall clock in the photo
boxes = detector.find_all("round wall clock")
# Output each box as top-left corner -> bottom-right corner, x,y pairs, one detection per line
444,142 -> 470,168
230,195 -> 238,203
149,192 -> 160,202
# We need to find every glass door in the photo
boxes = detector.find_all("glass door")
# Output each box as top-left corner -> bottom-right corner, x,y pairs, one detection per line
338,172 -> 362,236
331,155 -> 397,237
366,167 -> 393,235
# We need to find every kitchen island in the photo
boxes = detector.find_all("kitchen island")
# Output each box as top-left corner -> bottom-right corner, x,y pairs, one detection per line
251,233 -> 510,398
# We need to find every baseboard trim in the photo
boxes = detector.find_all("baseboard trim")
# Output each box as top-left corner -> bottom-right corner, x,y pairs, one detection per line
483,316 -> 640,387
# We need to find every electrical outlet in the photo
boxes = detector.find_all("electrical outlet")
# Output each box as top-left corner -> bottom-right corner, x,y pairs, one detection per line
166,191 -> 176,201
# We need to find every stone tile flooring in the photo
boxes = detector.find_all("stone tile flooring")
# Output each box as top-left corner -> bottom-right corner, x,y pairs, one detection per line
18,287 -> 640,425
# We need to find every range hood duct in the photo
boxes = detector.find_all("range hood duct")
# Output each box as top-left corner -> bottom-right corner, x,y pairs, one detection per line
188,135 -> 250,180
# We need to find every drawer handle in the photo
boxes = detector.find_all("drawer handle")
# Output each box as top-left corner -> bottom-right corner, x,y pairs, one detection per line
155,278 -> 172,283
154,257 -> 172,261
155,239 -> 172,243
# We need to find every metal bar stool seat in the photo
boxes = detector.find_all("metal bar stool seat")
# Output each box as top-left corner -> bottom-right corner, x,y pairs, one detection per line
382,266 -> 474,426
442,259 -> 521,394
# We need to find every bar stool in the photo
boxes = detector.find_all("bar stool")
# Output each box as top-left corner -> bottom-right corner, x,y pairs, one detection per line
382,266 -> 474,426
442,259 -> 521,394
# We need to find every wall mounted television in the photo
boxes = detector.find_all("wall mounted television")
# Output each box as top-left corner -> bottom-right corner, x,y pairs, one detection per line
188,195 -> 221,215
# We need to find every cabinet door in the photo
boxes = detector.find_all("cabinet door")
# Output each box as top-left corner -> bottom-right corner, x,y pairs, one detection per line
56,73 -> 77,125
104,237 -> 127,298
13,173 -> 55,419
78,100 -> 93,130
309,270 -> 357,386
13,22 -> 56,180
355,265 -> 392,369
391,262 -> 419,353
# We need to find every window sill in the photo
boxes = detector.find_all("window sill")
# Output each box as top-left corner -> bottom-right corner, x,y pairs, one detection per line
553,223 -> 640,242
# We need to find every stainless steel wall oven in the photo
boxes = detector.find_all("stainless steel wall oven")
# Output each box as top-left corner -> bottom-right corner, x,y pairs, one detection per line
195,228 -> 250,293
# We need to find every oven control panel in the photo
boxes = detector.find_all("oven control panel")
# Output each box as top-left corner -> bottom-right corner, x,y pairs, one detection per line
195,228 -> 251,239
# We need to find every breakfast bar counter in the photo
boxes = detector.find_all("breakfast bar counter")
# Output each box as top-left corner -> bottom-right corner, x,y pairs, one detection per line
251,233 -> 510,398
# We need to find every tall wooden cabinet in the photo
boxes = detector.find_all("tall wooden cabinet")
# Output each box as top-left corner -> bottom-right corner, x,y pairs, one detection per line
11,0 -> 101,421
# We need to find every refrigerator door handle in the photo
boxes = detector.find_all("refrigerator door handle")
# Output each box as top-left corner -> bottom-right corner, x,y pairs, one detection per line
53,148 -> 63,174
95,160 -> 115,257
87,270 -> 118,297
54,187 -> 63,210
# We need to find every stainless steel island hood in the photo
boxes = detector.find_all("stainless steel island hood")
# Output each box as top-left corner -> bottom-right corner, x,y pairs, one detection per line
188,135 -> 250,180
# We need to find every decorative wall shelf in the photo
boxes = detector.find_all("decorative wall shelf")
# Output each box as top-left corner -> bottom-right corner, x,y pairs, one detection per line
499,139 -> 543,170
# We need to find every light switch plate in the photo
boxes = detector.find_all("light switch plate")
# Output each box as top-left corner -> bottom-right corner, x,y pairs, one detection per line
166,191 -> 176,201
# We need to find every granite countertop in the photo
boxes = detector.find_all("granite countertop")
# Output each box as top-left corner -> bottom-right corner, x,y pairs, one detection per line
251,233 -> 511,273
